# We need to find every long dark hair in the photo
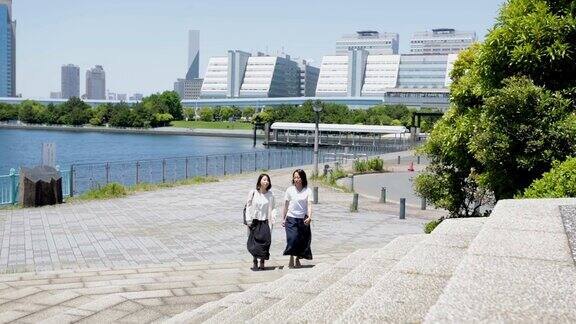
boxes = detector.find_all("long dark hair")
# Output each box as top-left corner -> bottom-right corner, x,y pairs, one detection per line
256,173 -> 272,191
292,169 -> 308,188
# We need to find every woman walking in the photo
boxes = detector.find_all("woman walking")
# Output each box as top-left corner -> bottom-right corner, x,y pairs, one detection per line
282,169 -> 313,268
245,173 -> 275,271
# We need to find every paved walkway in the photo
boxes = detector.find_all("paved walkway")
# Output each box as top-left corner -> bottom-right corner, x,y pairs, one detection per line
0,152 -> 444,273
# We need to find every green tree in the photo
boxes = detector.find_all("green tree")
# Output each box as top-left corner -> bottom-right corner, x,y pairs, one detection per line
18,100 -> 47,124
415,0 -> 576,217
220,107 -> 236,121
183,107 -> 195,121
61,97 -> 91,126
0,103 -> 19,121
521,157 -> 576,198
198,107 -> 214,122
242,107 -> 255,119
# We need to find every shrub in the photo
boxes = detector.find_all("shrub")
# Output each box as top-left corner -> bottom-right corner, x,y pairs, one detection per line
79,183 -> 127,200
353,159 -> 368,173
424,218 -> 443,234
367,157 -> 384,172
521,157 -> 576,198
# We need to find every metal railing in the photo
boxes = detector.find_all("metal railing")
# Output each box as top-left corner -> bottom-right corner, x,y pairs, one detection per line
2,142 -> 413,204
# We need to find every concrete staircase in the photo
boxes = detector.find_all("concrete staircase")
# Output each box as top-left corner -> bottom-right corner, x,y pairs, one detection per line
163,198 -> 576,323
1,198 -> 575,323
0,253 -> 347,323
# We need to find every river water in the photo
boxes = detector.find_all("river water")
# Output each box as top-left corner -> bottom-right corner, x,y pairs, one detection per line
0,128 -> 263,174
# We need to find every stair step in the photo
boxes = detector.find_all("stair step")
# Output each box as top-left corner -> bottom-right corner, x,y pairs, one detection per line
286,234 -> 427,323
203,264 -> 333,323
165,264 -> 331,324
425,200 -> 576,323
338,217 -> 486,323
248,248 -> 379,323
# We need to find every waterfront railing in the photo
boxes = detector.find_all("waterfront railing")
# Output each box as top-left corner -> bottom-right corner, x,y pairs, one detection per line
1,143 -> 412,205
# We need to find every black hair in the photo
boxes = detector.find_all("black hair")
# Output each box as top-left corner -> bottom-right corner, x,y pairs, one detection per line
256,173 -> 272,191
292,169 -> 308,188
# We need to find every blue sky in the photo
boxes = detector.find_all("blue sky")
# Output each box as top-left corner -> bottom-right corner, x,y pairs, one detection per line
14,0 -> 506,98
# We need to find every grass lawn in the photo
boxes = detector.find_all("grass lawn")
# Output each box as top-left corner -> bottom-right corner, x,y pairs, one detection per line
171,120 -> 253,130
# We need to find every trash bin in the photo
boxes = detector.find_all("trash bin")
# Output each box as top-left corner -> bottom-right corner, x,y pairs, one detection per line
19,166 -> 63,207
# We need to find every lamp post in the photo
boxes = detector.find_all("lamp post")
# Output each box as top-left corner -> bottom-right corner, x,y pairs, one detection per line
313,100 -> 323,177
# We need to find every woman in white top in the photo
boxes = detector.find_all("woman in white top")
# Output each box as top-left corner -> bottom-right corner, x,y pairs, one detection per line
282,169 -> 313,268
245,173 -> 275,271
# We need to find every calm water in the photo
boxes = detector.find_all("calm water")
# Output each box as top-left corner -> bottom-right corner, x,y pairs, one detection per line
0,129 -> 263,174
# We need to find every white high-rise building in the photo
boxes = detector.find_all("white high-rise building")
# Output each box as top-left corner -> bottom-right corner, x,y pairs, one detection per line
336,31 -> 399,55
201,51 -> 310,98
86,65 -> 106,100
186,30 -> 200,80
61,64 -> 80,99
410,29 -> 476,54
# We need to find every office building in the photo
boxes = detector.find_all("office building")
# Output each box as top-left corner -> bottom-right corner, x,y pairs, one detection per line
410,29 -> 476,54
0,0 -> 15,97
316,51 -> 458,108
201,51 -> 308,98
186,30 -> 199,80
86,65 -> 106,99
336,31 -> 399,55
61,64 -> 80,99
298,60 -> 319,97
174,78 -> 203,99
129,93 -> 143,101
50,91 -> 61,99
116,93 -> 127,101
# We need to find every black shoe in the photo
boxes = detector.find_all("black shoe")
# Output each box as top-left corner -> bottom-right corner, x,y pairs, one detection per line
259,261 -> 265,270
251,260 -> 259,271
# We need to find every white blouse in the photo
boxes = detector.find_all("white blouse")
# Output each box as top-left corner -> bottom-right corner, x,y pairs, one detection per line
245,190 -> 276,222
284,186 -> 313,219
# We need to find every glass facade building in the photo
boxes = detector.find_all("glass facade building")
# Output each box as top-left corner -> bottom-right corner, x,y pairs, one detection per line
61,64 -> 80,99
0,0 -> 15,97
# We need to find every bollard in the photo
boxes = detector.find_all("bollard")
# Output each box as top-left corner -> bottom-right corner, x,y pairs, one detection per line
313,186 -> 318,204
397,155 -> 401,165
417,155 -> 421,164
421,197 -> 427,210
379,187 -> 387,203
105,162 -> 110,184
399,198 -> 406,219
9,168 -> 17,204
351,193 -> 359,212
350,175 -> 355,192
69,165 -> 74,197
239,154 -> 243,174
184,158 -> 188,179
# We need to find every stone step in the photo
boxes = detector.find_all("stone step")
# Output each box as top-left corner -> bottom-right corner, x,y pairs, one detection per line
337,217 -> 487,323
285,234 -> 427,323
424,199 -> 576,323
247,247 -> 381,323
164,264 -> 331,324
202,263 -> 335,323
0,252 -> 348,285
0,255 -> 343,324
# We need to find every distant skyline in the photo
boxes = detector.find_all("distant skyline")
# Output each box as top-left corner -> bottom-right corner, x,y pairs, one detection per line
14,0 -> 505,98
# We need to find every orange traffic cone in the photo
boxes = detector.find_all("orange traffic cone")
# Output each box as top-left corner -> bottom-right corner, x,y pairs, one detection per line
408,161 -> 415,172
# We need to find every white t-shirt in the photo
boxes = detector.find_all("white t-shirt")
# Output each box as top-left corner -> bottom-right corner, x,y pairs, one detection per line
284,186 -> 313,219
246,190 -> 275,222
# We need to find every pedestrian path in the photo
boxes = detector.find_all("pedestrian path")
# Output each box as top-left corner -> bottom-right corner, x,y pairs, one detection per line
0,157 -> 442,273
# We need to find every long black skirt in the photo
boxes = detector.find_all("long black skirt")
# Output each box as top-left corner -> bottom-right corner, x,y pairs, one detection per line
283,217 -> 313,260
247,220 -> 271,260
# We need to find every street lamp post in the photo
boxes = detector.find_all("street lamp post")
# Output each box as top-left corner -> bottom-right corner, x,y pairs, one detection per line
313,100 -> 323,177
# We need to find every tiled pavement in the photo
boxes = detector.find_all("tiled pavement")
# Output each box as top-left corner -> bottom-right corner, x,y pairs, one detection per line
0,159 -> 445,274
